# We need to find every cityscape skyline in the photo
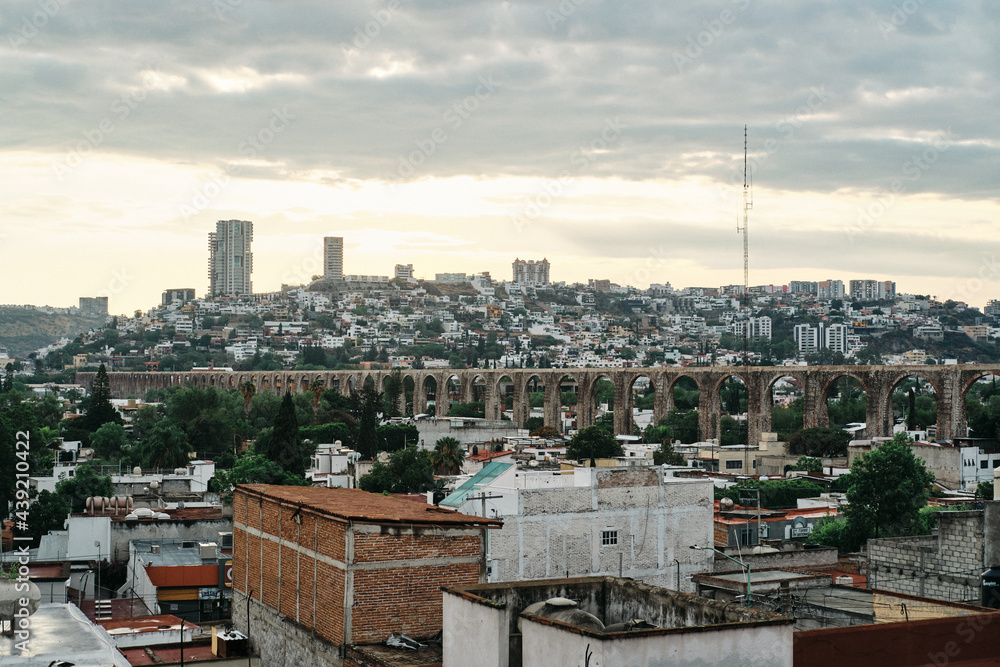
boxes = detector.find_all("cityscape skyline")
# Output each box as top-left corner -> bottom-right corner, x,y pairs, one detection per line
2,2 -> 998,314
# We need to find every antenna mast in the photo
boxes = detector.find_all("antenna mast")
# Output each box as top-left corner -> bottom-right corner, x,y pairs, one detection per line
737,126 -> 752,365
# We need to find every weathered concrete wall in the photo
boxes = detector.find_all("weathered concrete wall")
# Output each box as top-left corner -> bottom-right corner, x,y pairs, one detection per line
722,545 -> 839,571
867,510 -> 984,603
489,473 -> 713,591
107,517 -> 232,560
233,590 -> 343,667
413,418 -> 524,447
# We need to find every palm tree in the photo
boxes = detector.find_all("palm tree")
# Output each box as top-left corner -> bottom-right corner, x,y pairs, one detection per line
430,437 -> 465,475
310,380 -> 325,425
239,381 -> 256,419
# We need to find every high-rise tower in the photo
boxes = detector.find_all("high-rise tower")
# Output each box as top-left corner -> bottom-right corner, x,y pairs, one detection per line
324,236 -> 344,280
208,220 -> 253,296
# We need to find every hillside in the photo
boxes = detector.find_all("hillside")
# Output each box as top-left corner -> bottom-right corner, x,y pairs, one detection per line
0,307 -> 106,357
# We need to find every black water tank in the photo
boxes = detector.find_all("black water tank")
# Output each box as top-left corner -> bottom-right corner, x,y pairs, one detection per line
982,565 -> 1000,608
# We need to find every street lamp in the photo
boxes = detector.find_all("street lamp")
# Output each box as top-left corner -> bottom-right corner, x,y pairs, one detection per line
691,545 -> 752,605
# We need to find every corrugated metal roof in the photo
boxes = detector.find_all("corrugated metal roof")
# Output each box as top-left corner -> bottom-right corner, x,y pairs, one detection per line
236,485 -> 501,527
440,462 -> 513,508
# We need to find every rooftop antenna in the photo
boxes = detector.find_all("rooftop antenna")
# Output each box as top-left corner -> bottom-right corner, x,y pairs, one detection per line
737,126 -> 752,469
737,125 -> 752,366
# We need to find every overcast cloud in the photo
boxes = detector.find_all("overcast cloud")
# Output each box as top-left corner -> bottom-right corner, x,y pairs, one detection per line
1,0 -> 998,312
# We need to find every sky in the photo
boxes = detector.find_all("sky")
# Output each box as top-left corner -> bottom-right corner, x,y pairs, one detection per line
1,1 -> 999,315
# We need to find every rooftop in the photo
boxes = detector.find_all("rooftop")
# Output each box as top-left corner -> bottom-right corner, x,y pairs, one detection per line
236,484 -> 502,528
0,603 -> 132,667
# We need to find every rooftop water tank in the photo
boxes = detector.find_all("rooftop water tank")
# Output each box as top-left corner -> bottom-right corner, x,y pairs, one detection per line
982,565 -> 1000,609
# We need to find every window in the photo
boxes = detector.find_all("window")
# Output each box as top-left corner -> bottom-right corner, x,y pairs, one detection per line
993,460 -> 1000,468
601,530 -> 618,546
725,460 -> 743,470
982,460 -> 989,469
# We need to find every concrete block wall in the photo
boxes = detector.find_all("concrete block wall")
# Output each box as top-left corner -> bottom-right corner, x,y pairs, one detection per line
868,510 -> 984,602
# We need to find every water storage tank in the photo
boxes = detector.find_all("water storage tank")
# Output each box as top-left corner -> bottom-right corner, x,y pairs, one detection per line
982,565 -> 1000,608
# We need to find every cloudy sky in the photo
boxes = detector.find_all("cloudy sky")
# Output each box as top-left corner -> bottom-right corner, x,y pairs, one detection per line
2,0 -> 998,314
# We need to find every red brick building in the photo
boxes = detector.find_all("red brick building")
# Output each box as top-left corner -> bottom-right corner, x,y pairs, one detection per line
232,484 -> 500,666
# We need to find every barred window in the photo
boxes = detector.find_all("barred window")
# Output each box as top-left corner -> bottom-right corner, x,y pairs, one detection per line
601,530 -> 618,546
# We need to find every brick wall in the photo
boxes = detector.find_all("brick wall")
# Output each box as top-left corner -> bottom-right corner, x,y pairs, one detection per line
233,487 -> 488,661
867,510 -> 984,603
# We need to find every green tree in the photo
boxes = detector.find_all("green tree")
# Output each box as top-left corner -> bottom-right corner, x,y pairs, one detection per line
239,381 -> 256,419
791,456 -> 823,473
82,363 -> 123,432
375,423 -> 418,452
56,463 -> 113,513
214,453 -> 309,503
653,441 -> 685,466
27,490 -> 70,544
90,422 -> 129,461
350,385 -> 384,459
134,421 -> 191,470
358,446 -> 436,494
843,432 -> 935,550
430,436 -> 465,475
787,427 -> 850,457
257,392 -> 310,477
566,425 -> 623,462
524,416 -> 545,433
165,387 -> 240,459
447,402 -> 485,418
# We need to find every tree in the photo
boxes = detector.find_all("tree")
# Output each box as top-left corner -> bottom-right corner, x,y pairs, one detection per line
257,392 -> 310,477
383,371 -> 403,418
239,381 -> 256,419
791,456 -> 823,473
90,422 -> 128,461
430,437 -> 465,475
82,364 -> 124,432
27,490 -> 70,544
566,425 -> 623,462
787,427 -> 850,457
358,446 -> 436,494
135,421 -> 191,470
350,385 -> 384,460
309,380 -> 325,425
655,410 -> 699,444
653,441 -> 685,466
214,453 -> 309,503
844,432 -> 935,550
447,402 -> 485,418
56,463 -> 113,513
529,425 -> 561,439
976,480 -> 994,500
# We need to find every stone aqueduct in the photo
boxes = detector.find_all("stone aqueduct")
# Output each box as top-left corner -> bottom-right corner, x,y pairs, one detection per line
77,365 -> 1000,446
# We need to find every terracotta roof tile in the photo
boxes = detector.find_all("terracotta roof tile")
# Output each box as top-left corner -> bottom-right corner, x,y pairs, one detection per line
237,485 -> 502,527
